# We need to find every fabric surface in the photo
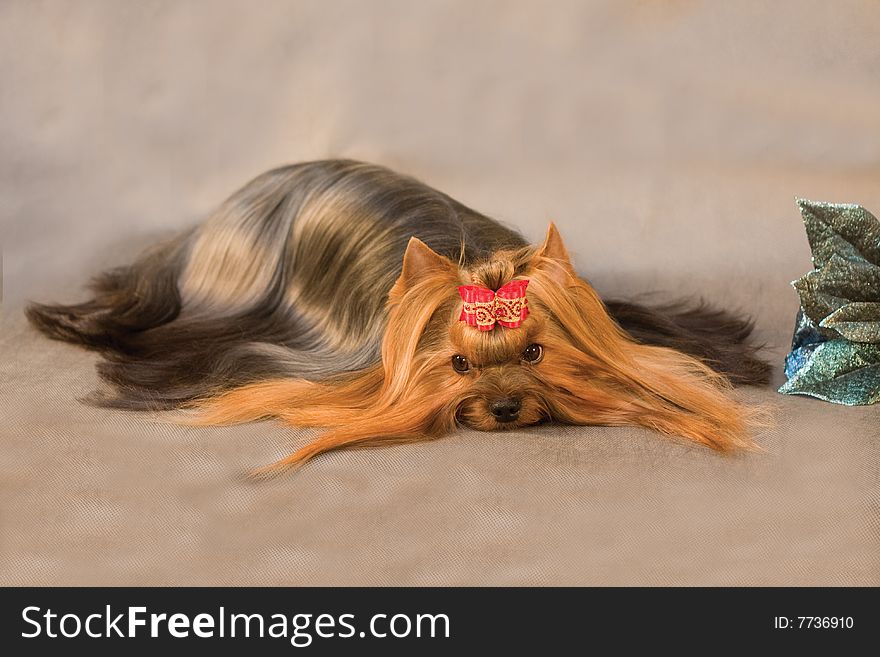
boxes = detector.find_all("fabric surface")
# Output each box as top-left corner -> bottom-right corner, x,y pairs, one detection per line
1,0 -> 878,585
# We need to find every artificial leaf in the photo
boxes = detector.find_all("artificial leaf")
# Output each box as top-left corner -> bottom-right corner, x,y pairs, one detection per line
783,311 -> 827,379
778,339 -> 880,406
792,254 -> 880,331
797,198 -> 880,269
820,302 -> 880,343
781,199 -> 880,405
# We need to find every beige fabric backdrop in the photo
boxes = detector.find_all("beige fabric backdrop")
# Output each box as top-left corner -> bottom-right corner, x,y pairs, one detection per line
1,0 -> 878,584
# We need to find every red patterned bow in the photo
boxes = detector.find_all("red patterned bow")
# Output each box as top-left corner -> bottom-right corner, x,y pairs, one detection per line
458,280 -> 529,331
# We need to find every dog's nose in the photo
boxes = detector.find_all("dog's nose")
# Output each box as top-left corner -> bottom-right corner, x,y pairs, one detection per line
490,397 -> 522,423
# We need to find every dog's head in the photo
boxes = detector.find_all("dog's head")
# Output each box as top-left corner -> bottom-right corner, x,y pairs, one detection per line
384,224 -> 754,450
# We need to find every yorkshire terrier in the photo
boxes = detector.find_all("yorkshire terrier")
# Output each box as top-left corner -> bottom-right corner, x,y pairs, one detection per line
28,159 -> 770,475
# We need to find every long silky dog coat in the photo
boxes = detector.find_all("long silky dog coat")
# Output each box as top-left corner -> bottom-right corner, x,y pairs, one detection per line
28,160 -> 769,470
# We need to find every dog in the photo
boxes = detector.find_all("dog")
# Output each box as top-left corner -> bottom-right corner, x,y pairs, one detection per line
27,159 -> 770,474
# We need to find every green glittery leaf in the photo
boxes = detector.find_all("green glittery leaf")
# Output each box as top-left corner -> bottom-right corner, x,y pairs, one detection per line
782,199 -> 880,405
797,199 -> 880,270
820,302 -> 880,343
778,339 -> 880,406
792,254 -> 880,332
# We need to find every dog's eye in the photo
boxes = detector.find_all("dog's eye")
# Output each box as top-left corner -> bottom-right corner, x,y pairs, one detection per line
451,355 -> 470,373
522,344 -> 544,363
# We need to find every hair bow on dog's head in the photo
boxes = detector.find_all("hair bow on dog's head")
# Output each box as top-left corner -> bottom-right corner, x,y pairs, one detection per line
458,280 -> 529,331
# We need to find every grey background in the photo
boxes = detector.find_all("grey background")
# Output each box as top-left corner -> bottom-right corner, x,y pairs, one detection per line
1,0 -> 878,584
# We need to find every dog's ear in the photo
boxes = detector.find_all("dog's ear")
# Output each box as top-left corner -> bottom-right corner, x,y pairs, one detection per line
536,223 -> 571,263
533,223 -> 576,284
393,238 -> 459,292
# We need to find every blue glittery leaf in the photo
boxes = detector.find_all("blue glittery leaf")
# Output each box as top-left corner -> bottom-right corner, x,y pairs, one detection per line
783,311 -> 826,379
